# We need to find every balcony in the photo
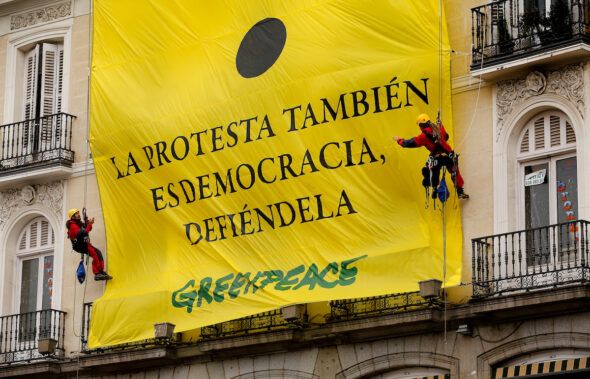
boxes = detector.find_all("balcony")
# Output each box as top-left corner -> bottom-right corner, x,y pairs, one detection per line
472,220 -> 590,297
0,309 -> 66,364
81,293 -> 438,352
328,291 -> 433,321
200,308 -> 302,340
82,303 -> 175,353
0,113 -> 75,187
471,0 -> 590,79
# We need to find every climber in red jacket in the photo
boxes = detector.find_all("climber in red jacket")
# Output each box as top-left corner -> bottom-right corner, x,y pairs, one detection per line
66,208 -> 112,281
394,113 -> 469,199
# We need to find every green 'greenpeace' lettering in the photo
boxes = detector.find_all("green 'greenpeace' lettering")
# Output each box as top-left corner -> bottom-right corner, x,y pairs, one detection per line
171,254 -> 368,313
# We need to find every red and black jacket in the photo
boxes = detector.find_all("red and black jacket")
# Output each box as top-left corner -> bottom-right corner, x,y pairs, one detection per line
397,124 -> 453,156
66,219 -> 91,254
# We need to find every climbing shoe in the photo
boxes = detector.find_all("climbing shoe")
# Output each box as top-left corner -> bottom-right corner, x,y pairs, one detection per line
457,189 -> 470,200
95,272 -> 113,281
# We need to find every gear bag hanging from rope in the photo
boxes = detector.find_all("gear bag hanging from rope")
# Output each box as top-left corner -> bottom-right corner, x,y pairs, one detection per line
437,176 -> 451,203
77,259 -> 86,284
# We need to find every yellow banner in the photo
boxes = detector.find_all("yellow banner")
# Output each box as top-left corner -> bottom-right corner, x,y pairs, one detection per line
89,0 -> 461,347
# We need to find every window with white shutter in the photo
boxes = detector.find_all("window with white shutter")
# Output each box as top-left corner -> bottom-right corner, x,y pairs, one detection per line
21,42 -> 64,153
516,111 -> 577,267
15,216 -> 55,342
16,217 -> 55,314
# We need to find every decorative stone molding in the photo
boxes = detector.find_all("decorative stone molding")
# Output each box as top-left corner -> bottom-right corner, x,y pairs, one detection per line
336,352 -> 458,379
21,185 -> 35,205
232,370 -> 318,379
477,332 -> 590,379
10,2 -> 72,31
0,181 -> 63,229
496,63 -> 584,141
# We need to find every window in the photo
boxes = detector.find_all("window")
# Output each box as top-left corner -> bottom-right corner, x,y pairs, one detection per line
23,42 -> 64,120
21,42 -> 64,154
15,217 -> 55,341
517,111 -> 577,266
2,22 -> 72,166
524,0 -> 548,15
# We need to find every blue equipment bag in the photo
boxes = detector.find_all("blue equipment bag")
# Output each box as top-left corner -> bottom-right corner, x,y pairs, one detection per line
437,177 -> 451,203
76,260 -> 86,284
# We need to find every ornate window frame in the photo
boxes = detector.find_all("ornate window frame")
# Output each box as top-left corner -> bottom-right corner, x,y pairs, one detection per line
493,66 -> 587,234
0,183 -> 65,315
477,332 -> 590,379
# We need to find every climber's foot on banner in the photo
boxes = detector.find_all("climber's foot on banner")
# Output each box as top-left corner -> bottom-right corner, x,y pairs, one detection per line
95,271 -> 113,281
457,189 -> 470,200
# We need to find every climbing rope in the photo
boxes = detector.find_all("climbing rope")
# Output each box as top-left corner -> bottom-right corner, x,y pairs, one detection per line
73,2 -> 96,374
438,0 -> 449,344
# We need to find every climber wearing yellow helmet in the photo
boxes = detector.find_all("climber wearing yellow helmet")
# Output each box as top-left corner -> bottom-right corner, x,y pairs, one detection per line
393,113 -> 468,200
66,208 -> 112,281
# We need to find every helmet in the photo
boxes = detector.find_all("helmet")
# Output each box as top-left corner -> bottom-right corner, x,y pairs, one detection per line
416,113 -> 430,126
68,208 -> 80,219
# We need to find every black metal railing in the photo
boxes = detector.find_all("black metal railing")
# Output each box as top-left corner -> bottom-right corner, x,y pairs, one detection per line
471,0 -> 590,68
200,309 -> 299,340
0,112 -> 75,173
328,291 -> 433,321
82,302 -> 177,352
472,220 -> 590,297
83,303 -> 299,346
0,309 -> 66,364
81,302 -> 92,351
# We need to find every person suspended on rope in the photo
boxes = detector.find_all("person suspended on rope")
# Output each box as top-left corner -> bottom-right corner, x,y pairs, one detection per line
66,208 -> 112,281
393,113 -> 469,200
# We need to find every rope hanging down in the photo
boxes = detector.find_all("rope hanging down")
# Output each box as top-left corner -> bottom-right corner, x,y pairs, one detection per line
438,0 -> 448,343
72,0 -> 98,349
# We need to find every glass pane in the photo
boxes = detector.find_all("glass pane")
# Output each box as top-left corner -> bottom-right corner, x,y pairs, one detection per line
525,163 -> 550,228
40,256 -> 54,340
556,157 -> 578,223
19,258 -> 38,314
41,255 -> 53,310
19,258 -> 39,343
556,157 -> 578,258
524,0 -> 546,13
525,163 -> 550,266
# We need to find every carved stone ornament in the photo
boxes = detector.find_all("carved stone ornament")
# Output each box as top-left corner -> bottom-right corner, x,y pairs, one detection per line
525,71 -> 546,95
0,182 -> 63,230
10,2 -> 72,31
21,186 -> 35,205
496,63 -> 584,141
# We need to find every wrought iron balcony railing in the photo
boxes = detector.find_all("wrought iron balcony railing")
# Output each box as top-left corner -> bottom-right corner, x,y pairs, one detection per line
0,309 -> 66,364
200,308 -> 300,340
472,220 -> 590,297
328,291 -> 433,321
82,302 -> 301,347
81,302 -> 92,352
0,113 -> 75,174
82,302 -> 178,352
471,0 -> 590,68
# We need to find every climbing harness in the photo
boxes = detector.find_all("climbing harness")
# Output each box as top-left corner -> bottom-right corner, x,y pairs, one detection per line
431,111 -> 443,144
423,151 -> 466,209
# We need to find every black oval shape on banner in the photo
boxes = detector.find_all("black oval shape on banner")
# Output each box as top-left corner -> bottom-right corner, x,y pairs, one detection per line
236,18 -> 287,78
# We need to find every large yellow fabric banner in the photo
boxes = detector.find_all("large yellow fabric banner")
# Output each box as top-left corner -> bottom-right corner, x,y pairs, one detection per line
89,0 -> 461,347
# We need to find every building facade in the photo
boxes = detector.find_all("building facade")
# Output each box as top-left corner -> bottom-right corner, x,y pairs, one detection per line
2,0 -> 590,378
